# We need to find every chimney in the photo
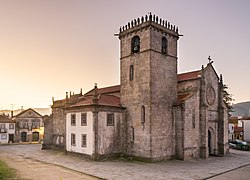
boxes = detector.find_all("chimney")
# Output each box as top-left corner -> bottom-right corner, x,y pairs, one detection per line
10,111 -> 13,118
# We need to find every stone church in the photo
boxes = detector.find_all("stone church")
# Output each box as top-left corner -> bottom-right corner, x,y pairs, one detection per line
44,13 -> 229,161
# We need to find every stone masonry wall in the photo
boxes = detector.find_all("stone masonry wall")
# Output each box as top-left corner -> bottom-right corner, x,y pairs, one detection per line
52,107 -> 66,149
120,22 -> 179,160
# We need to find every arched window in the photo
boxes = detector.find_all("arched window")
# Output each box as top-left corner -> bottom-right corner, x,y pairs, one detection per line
129,65 -> 134,81
131,36 -> 140,53
162,37 -> 168,54
141,105 -> 145,123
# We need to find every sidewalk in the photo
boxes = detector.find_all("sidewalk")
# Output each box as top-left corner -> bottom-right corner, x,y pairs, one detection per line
0,144 -> 250,179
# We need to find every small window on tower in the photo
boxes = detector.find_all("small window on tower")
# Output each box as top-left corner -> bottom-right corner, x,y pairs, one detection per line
131,36 -> 140,53
162,37 -> 168,54
141,106 -> 145,123
130,65 -> 134,81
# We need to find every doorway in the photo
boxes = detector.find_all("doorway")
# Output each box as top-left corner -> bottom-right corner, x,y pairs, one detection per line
21,132 -> 27,142
8,134 -> 14,143
208,130 -> 212,155
32,132 -> 39,142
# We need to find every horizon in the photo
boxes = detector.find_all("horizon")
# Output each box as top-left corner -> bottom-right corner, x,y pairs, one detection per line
0,0 -> 249,109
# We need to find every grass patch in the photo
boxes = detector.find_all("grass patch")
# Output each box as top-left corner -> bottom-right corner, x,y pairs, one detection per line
0,159 -> 17,180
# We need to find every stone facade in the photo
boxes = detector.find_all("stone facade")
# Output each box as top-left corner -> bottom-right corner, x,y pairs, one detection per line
47,13 -> 228,161
119,14 -> 179,160
42,114 -> 53,149
14,108 -> 44,143
50,92 -> 82,149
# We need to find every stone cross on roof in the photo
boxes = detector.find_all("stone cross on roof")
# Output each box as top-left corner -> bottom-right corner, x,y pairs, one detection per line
208,56 -> 212,63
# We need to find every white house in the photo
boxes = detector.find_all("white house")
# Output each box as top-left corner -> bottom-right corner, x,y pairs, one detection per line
241,118 -> 250,142
65,88 -> 123,159
0,114 -> 15,143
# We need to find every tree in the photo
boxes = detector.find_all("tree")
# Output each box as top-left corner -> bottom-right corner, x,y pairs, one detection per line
223,84 -> 234,115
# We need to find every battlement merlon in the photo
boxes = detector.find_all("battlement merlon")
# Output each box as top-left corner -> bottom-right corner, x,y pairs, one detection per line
118,13 -> 180,39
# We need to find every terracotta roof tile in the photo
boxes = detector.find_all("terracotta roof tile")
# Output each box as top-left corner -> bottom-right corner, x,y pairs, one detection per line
234,126 -> 243,133
0,115 -> 15,123
69,94 -> 121,108
84,85 -> 120,96
177,70 -> 201,82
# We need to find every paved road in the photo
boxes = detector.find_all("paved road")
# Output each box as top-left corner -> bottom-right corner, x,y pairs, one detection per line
208,164 -> 250,180
0,144 -> 250,179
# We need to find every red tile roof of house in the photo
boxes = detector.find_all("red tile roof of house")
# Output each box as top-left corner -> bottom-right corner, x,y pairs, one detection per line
234,126 -> 243,133
0,115 -> 15,123
69,94 -> 121,108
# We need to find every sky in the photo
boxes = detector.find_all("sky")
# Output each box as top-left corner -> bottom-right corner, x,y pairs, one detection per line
0,0 -> 249,110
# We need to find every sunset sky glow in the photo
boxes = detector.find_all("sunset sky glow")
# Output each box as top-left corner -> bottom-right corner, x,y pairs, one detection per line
0,0 -> 250,110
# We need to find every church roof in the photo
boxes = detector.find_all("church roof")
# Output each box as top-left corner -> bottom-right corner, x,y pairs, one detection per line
84,85 -> 120,96
84,70 -> 201,96
177,70 -> 201,82
69,94 -> 121,108
55,68 -> 207,109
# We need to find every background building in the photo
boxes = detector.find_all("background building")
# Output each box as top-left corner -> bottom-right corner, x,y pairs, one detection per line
13,108 -> 44,143
0,114 -> 15,143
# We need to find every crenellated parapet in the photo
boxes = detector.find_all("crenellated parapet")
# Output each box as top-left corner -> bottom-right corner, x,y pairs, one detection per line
119,12 -> 179,38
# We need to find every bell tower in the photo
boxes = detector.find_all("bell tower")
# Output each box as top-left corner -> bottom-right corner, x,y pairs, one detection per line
119,13 -> 180,161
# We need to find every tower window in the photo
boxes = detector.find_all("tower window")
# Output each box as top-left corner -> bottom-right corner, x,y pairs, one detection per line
192,109 -> 195,128
162,37 -> 168,54
131,36 -> 140,53
141,106 -> 145,123
130,65 -> 134,81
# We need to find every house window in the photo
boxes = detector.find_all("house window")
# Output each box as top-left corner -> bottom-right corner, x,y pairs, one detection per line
129,65 -> 134,81
32,121 -> 39,128
1,134 -> 7,139
0,124 -> 6,129
162,37 -> 168,54
131,35 -> 140,53
192,109 -> 195,128
82,134 -> 87,147
107,113 -> 114,126
71,133 -> 76,146
9,124 -> 14,129
71,114 -> 76,126
25,121 -> 28,128
141,106 -> 145,123
19,122 -> 23,128
81,113 -> 87,126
